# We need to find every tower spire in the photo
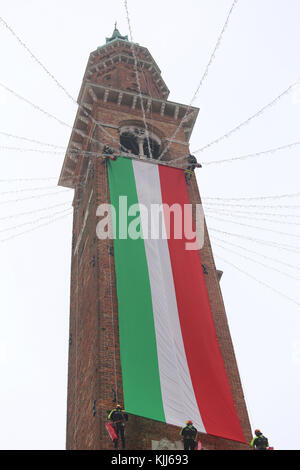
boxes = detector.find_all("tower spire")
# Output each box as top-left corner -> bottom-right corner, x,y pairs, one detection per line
105,24 -> 128,44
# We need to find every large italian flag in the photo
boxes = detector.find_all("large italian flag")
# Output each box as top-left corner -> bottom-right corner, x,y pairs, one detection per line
107,156 -> 245,443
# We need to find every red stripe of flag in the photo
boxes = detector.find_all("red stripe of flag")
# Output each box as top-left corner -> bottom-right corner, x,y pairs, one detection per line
158,165 -> 245,442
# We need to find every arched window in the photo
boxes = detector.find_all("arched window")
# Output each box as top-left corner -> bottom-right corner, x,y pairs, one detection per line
143,138 -> 160,159
119,126 -> 161,159
120,132 -> 139,155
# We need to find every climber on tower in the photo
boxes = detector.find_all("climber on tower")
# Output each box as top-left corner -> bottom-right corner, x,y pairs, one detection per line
179,420 -> 198,450
102,145 -> 117,162
250,429 -> 269,450
108,404 -> 128,449
185,154 -> 202,183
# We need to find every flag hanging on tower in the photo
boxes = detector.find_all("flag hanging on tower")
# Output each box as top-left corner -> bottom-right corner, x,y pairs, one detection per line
107,156 -> 245,443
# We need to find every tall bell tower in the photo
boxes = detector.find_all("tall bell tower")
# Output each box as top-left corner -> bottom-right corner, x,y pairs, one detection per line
58,28 -> 252,450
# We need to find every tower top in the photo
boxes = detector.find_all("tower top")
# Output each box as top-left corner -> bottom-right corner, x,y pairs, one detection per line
105,24 -> 128,44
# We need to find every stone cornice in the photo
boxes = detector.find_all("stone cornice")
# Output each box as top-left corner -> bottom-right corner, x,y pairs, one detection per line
58,82 -> 199,189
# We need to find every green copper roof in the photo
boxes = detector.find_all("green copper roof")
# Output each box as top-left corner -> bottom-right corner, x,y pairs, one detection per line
105,25 -> 128,44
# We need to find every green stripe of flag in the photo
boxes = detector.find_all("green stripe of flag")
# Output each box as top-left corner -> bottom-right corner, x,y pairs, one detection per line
107,157 -> 165,422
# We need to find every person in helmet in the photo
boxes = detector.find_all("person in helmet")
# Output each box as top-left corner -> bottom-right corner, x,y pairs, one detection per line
179,420 -> 198,450
103,145 -> 114,155
250,429 -> 269,450
187,154 -> 202,171
108,404 -> 128,449
184,154 -> 202,183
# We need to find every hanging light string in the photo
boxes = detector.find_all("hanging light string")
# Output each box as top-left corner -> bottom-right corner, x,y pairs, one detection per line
207,214 -> 300,239
200,140 -> 300,166
0,180 -> 84,195
210,226 -> 300,254
158,0 -> 239,161
205,207 -> 300,226
0,174 -> 88,183
214,251 -> 300,308
0,16 -> 131,155
0,145 -> 111,158
0,131 -> 66,149
173,138 -> 300,167
204,206 -> 300,219
0,81 -> 74,127
0,200 -> 72,221
203,191 -> 300,201
168,154 -> 188,164
124,0 -> 153,159
192,80 -> 299,154
0,15 -> 77,105
0,144 -> 113,157
0,142 -> 191,171
203,201 -> 300,210
0,188 -> 71,205
0,207 -> 72,234
213,240 -> 300,281
0,210 -> 72,243
0,82 -> 122,155
211,234 -> 300,273
141,68 -> 154,124
0,184 -> 73,196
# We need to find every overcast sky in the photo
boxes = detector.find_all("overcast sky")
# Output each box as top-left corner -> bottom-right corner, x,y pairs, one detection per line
0,0 -> 300,450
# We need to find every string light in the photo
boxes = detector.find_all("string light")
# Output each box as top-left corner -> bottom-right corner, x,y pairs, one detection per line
207,214 -> 300,239
0,188 -> 71,205
204,206 -> 300,219
215,251 -> 300,308
158,0 -> 239,160
0,183 -> 82,196
193,80 -> 299,154
205,207 -> 300,226
213,240 -> 300,281
124,0 -> 153,159
167,139 -> 300,167
0,211 -> 72,243
0,174 -> 87,183
201,140 -> 300,166
0,82 -> 73,128
0,16 -> 129,154
204,201 -> 300,210
210,226 -> 300,254
203,191 -> 300,201
0,201 -> 72,221
0,82 -> 123,155
0,177 -> 89,195
0,145 -> 109,157
0,207 -> 72,234
0,131 -> 66,149
211,233 -> 300,273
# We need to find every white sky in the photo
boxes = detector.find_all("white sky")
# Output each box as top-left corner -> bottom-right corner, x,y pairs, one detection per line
0,0 -> 300,450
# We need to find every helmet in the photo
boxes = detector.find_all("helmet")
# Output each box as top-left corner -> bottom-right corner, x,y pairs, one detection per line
255,429 -> 261,436
186,420 -> 193,425
116,404 -> 122,409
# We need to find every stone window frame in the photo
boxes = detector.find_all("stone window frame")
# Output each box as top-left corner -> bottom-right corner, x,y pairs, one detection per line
119,124 -> 162,159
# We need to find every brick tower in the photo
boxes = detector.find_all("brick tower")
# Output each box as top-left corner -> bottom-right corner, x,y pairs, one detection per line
59,27 -> 252,450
